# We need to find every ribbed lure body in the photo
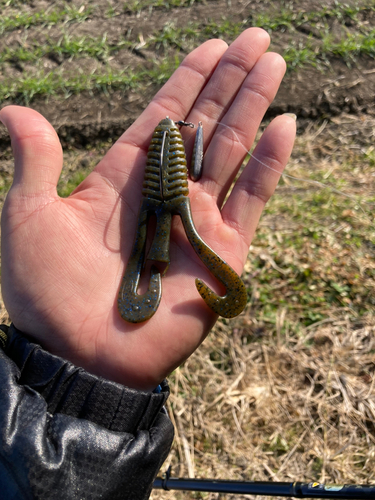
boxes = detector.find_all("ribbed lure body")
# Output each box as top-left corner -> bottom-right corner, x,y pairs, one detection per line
118,117 -> 247,323
143,118 -> 189,202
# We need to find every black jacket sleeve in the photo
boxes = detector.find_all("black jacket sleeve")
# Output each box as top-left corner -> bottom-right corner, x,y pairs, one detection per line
0,324 -> 174,500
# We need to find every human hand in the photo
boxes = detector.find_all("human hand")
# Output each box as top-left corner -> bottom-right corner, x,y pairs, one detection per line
0,28 -> 296,389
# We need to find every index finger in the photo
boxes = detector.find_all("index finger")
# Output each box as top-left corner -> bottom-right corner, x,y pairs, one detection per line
95,29 -> 270,192
94,38 -> 228,188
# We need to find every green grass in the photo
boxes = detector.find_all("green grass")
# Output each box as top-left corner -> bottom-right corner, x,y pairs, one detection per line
0,0 -> 374,103
2,0 -> 373,35
124,0 -> 204,12
0,56 -> 180,102
0,34 -> 132,64
243,141 -> 375,332
252,2 -> 375,31
249,179 -> 375,329
125,0 -> 375,18
0,0 -> 34,5
2,20 -> 373,73
0,1 -> 374,489
282,41 -> 320,70
0,175 -> 13,197
0,4 -> 91,34
323,29 -> 375,59
57,168 -> 91,197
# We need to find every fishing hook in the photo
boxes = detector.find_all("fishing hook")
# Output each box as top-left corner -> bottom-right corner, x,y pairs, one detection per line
118,117 -> 247,323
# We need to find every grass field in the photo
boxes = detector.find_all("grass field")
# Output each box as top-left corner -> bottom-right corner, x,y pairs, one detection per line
0,1 -> 374,102
149,113 -> 375,499
0,0 -> 374,498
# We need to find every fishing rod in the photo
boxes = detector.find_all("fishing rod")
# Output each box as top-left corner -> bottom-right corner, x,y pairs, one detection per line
153,468 -> 375,498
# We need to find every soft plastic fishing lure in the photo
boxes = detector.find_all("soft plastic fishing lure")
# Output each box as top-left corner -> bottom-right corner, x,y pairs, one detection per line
118,117 -> 247,323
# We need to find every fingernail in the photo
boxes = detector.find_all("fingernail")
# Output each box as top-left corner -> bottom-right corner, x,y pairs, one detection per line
284,113 -> 297,121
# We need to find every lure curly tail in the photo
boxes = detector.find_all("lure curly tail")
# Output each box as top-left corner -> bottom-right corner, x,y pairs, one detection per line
178,198 -> 247,318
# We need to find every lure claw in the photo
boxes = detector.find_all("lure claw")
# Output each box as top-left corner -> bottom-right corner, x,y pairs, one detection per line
118,265 -> 162,323
118,117 -> 247,323
196,277 -> 247,318
117,200 -> 163,323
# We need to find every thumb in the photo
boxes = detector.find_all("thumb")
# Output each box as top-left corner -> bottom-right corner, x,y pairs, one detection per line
0,105 -> 63,197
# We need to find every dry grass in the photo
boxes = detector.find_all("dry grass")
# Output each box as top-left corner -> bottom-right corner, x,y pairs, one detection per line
152,317 -> 375,500
151,114 -> 375,499
0,113 -> 374,499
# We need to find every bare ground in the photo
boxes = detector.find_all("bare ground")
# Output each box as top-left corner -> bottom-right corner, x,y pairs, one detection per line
0,0 -> 375,498
149,112 -> 375,499
0,0 -> 374,148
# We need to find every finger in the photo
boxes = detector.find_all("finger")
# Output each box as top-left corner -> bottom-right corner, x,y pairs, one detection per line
195,51 -> 287,205
94,38 -> 228,188
178,28 -> 271,176
185,27 -> 270,139
0,106 -> 63,197
222,114 -> 296,253
125,37 -> 229,145
95,30 -> 270,202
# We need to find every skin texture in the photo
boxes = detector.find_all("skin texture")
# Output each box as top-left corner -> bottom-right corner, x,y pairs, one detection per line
0,28 -> 296,390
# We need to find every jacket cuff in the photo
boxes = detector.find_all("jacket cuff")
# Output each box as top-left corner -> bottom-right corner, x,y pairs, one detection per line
3,324 -> 170,434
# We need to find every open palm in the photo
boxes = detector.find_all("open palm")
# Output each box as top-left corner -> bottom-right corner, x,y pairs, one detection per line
0,29 -> 295,389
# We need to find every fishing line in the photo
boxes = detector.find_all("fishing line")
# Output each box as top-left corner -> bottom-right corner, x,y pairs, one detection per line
215,120 -> 371,221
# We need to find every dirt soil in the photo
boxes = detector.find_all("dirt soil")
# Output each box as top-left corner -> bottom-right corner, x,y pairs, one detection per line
0,0 -> 374,148
0,0 -> 375,500
1,2 -> 375,497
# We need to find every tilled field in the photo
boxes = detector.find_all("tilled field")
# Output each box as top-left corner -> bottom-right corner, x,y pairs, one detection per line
0,0 -> 375,498
0,0 -> 374,146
